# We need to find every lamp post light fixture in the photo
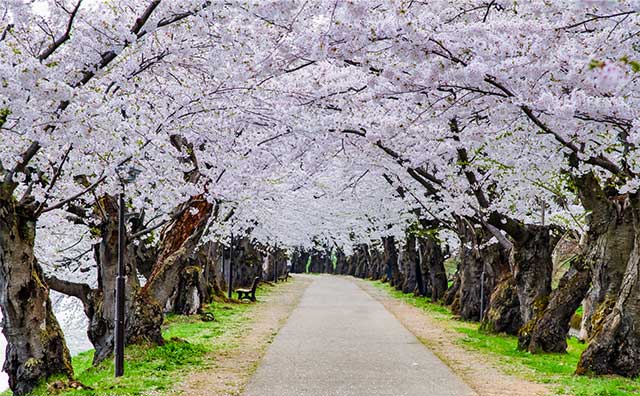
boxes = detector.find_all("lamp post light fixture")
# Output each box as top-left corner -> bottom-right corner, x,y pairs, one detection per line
114,166 -> 142,378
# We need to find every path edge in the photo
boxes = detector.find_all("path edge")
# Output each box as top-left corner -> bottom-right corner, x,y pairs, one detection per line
350,276 -> 551,396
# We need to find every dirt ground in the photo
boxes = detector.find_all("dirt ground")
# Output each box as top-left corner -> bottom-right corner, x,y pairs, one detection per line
353,278 -> 550,396
167,276 -> 311,396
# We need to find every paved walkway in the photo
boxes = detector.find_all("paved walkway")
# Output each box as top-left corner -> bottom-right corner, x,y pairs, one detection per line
243,275 -> 476,396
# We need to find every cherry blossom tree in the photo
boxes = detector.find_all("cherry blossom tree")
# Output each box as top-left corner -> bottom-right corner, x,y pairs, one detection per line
3,1 -> 640,393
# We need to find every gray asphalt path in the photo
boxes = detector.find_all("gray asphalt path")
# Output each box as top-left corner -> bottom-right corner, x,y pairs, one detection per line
243,275 -> 476,396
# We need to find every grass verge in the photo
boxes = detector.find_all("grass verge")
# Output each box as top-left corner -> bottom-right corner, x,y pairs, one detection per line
5,284 -> 277,396
370,280 -> 640,396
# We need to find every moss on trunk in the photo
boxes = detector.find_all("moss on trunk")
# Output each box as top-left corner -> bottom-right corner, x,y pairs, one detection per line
0,196 -> 73,395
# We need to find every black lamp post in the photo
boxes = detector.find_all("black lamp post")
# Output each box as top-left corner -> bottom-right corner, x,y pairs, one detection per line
273,245 -> 278,283
114,190 -> 125,377
227,233 -> 234,299
114,166 -> 141,378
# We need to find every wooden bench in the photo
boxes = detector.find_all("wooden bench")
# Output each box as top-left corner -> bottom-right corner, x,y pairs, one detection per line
236,277 -> 260,302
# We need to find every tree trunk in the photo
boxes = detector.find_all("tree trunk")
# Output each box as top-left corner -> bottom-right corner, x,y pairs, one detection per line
455,218 -> 483,320
455,219 -> 507,321
521,255 -> 591,352
444,269 -> 460,307
277,248 -> 289,277
368,247 -> 383,280
576,174 -> 635,341
477,222 -> 555,338
50,195 -> 164,365
308,249 -> 325,273
142,195 -> 213,312
263,249 -> 276,281
347,248 -> 357,276
414,258 -> 426,295
290,249 -> 308,273
130,229 -> 157,280
575,181 -> 640,377
394,250 -> 406,289
327,251 -> 335,274
212,242 -> 231,296
418,235 -> 448,301
300,249 -> 311,273
365,247 -> 375,279
233,238 -> 263,288
355,245 -> 370,278
511,224 -> 555,326
421,255 -> 434,298
197,241 -> 226,302
482,274 -> 522,335
173,266 -> 205,315
479,226 -> 520,334
0,194 -> 73,395
334,249 -> 347,274
578,289 -> 598,342
346,253 -> 356,276
322,248 -> 334,274
382,237 -> 400,286
264,247 -> 287,281
400,234 -> 418,293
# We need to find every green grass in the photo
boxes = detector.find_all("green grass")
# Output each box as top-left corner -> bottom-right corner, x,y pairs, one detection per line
370,280 -> 640,396
5,284 -> 276,396
371,280 -> 451,318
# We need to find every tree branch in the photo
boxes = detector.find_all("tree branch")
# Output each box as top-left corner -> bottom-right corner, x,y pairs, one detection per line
559,10 -> 636,31
479,216 -> 513,251
73,0 -> 210,88
34,145 -> 72,217
4,142 -> 41,196
483,76 -> 623,176
450,118 -> 528,242
0,24 -> 13,41
37,0 -> 83,61
340,127 -> 443,196
39,139 -> 151,215
45,274 -> 93,309
374,140 -> 443,195
130,219 -> 169,240
41,173 -> 107,214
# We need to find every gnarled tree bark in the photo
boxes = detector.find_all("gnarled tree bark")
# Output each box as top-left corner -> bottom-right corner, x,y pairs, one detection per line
577,210 -> 640,377
366,247 -> 381,279
196,241 -> 227,302
142,195 -> 213,313
482,274 -> 521,335
444,267 -> 461,307
0,193 -> 73,395
417,235 -> 448,301
399,234 -> 418,293
353,244 -> 369,278
308,248 -> 327,274
334,248 -> 347,275
47,194 -> 164,365
382,237 -> 400,285
510,224 -> 556,326
522,255 -> 591,353
575,173 -> 635,341
575,173 -> 640,376
455,218 -> 509,321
